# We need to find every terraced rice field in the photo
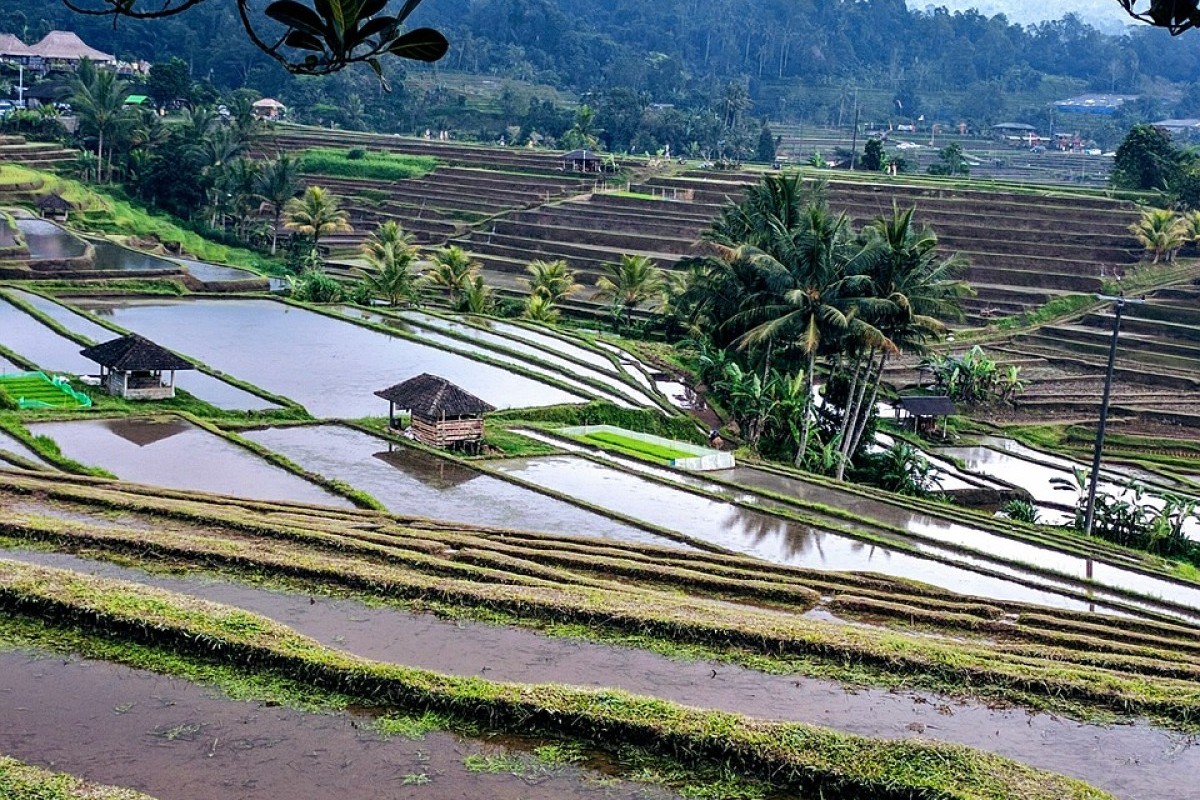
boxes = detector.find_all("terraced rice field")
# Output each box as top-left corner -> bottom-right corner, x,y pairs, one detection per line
1,468 -> 1196,799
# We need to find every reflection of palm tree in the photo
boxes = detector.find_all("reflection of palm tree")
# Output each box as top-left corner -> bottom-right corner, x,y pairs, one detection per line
284,186 -> 352,256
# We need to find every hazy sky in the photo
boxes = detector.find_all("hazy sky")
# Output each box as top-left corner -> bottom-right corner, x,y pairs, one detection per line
907,1 -> 1134,32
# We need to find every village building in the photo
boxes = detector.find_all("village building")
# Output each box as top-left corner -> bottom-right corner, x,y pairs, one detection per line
896,395 -> 956,438
28,31 -> 115,69
80,333 -> 194,401
252,98 -> 286,120
561,148 -> 604,173
0,33 -> 34,64
375,373 -> 494,451
35,193 -> 73,221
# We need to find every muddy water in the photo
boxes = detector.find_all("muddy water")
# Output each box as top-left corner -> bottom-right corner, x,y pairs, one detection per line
399,312 -> 660,408
27,419 -> 353,508
490,454 -> 1104,610
0,647 -> 684,800
4,549 -> 1195,800
71,298 -> 584,416
240,424 -> 677,546
3,291 -> 277,411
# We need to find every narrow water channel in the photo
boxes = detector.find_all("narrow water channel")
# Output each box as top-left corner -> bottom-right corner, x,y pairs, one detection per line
27,418 -> 353,508
68,297 -> 585,416
240,424 -> 677,545
2,548 -> 1193,800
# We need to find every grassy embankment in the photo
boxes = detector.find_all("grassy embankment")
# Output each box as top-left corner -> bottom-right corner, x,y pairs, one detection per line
0,756 -> 156,800
0,558 -> 1113,800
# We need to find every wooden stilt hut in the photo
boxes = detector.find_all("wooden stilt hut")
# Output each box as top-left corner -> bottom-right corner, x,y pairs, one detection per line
80,333 -> 194,401
374,373 -> 494,451
897,395 -> 956,438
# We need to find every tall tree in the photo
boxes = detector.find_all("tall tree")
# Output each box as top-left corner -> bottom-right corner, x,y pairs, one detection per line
422,245 -> 480,310
283,185 -> 352,256
591,254 -> 666,330
359,221 -> 420,306
255,154 -> 302,255
71,61 -> 132,183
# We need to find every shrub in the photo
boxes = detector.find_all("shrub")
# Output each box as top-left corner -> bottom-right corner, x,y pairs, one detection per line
1001,499 -> 1040,525
347,147 -> 367,160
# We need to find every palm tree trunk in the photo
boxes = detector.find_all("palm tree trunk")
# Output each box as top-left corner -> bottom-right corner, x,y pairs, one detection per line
796,348 -> 816,466
271,208 -> 282,255
849,353 -> 887,456
835,349 -> 870,481
96,131 -> 104,183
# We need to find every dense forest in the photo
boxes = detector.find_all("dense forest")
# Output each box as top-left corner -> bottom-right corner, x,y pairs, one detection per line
2,0 -> 1199,149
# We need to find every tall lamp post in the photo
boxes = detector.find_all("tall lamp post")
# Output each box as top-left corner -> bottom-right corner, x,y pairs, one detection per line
1082,294 -> 1143,537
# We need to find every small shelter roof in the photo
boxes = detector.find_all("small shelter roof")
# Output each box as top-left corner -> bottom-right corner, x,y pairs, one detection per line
253,98 -> 285,109
562,148 -> 601,162
36,193 -> 73,212
30,31 -> 115,63
899,395 -> 956,417
0,34 -> 33,58
375,373 -> 494,417
80,333 -> 194,372
991,122 -> 1036,131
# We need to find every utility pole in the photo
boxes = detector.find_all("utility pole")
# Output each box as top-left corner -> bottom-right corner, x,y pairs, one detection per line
1082,294 -> 1143,537
849,88 -> 859,171
16,64 -> 24,107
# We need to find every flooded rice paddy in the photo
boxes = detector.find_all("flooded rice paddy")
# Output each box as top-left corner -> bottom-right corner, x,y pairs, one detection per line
3,547 -> 1194,800
0,645 -> 684,800
69,297 -> 584,416
26,418 -> 352,508
16,218 -> 87,260
240,424 -> 676,545
489,453 -> 1108,610
1,291 -> 276,411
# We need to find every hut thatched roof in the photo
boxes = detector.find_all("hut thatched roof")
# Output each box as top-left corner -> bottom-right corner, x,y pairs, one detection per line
80,334 -> 194,372
0,34 -> 33,58
30,31 -> 114,63
562,149 -> 601,162
253,98 -> 285,109
898,395 -> 956,417
375,373 -> 494,417
36,193 -> 73,212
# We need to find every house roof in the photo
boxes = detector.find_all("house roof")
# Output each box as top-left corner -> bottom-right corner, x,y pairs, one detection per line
36,193 -> 73,211
562,148 -> 601,161
0,34 -> 33,58
374,373 -> 494,417
29,31 -> 115,63
80,334 -> 194,372
899,395 -> 956,417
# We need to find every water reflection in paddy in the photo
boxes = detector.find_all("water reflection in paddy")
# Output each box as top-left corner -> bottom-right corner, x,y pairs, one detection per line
0,292 -> 278,411
28,418 -> 352,508
73,298 -> 584,416
399,312 -> 661,408
490,454 -> 1101,609
15,218 -> 87,259
241,424 -> 676,546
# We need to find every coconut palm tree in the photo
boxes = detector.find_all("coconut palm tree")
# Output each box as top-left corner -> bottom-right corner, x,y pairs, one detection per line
422,245 -> 479,309
463,274 -> 495,314
592,254 -> 666,330
358,221 -> 420,306
523,292 -> 559,323
1130,208 -> 1188,263
71,64 -> 133,183
523,259 -> 580,306
283,186 -> 352,257
255,154 -> 302,254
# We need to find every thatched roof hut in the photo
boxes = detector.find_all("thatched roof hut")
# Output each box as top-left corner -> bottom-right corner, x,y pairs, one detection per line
562,148 -> 604,173
898,395 -> 956,436
252,98 -> 286,119
0,34 -> 34,61
36,192 -> 73,220
80,333 -> 193,401
29,31 -> 115,66
375,373 -> 494,450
